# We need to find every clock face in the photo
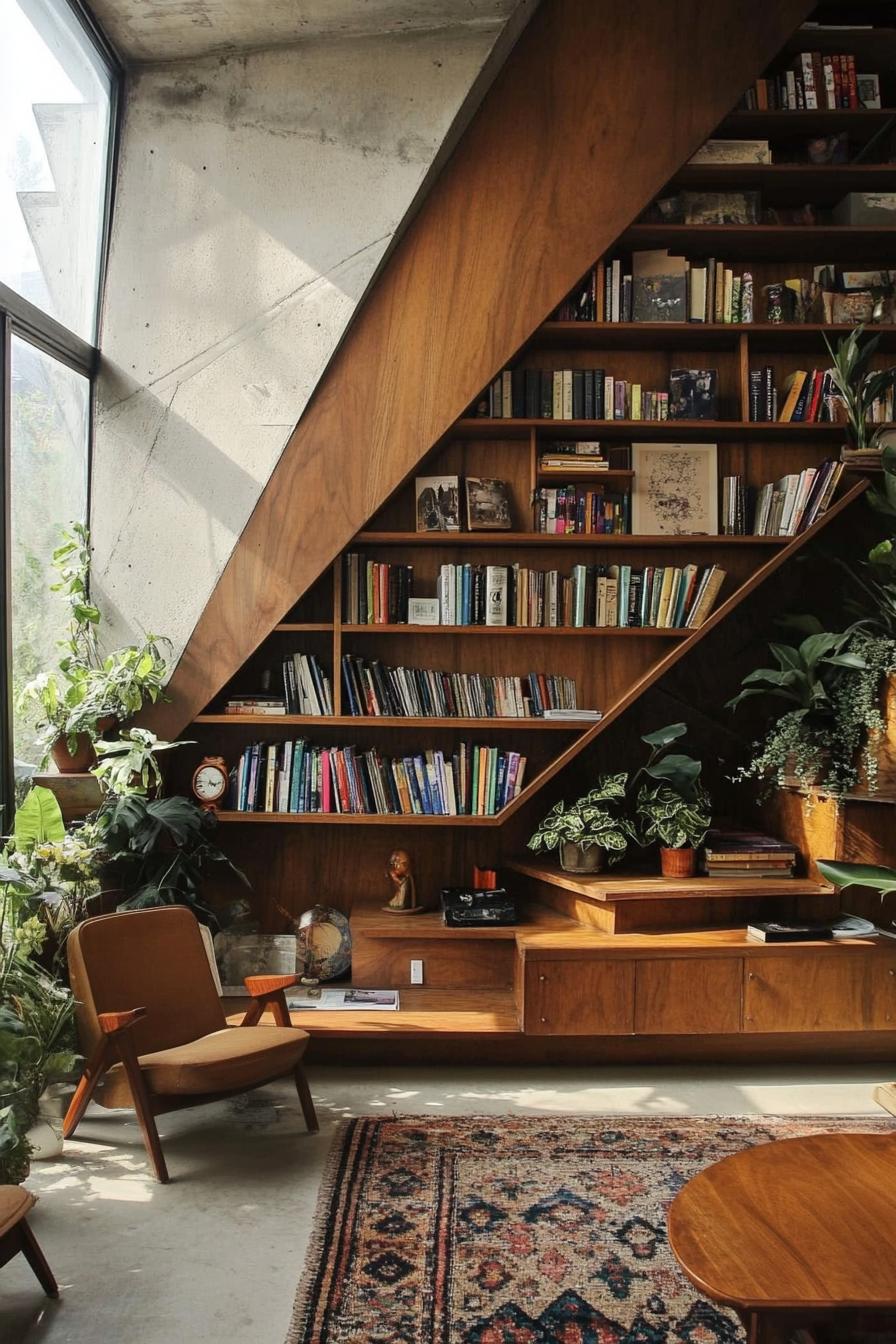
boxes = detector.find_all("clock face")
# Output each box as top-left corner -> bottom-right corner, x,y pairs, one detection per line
194,763 -> 226,801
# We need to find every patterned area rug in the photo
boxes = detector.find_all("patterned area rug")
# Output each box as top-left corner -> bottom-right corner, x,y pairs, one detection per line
287,1114 -> 889,1344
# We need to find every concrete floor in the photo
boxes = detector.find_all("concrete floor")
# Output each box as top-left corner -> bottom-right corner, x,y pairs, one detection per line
1,1063 -> 886,1343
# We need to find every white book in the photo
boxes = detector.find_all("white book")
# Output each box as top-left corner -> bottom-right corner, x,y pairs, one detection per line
486,565 -> 508,626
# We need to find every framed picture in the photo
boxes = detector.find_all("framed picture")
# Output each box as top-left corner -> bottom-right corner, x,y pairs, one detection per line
632,443 -> 719,536
681,191 -> 760,225
465,477 -> 512,530
857,73 -> 881,109
668,369 -> 718,421
415,475 -> 460,532
407,597 -> 440,625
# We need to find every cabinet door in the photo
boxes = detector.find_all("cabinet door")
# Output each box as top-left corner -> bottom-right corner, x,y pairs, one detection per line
524,959 -> 635,1035
635,958 -> 742,1035
744,951 -> 896,1033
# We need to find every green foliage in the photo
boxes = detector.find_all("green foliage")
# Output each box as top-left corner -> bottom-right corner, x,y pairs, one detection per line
823,325 -> 896,452
12,787 -> 65,850
16,523 -> 172,763
816,859 -> 896,897
527,775 -> 635,865
726,628 -> 866,720
93,793 -> 248,926
91,729 -> 192,797
636,781 -> 712,850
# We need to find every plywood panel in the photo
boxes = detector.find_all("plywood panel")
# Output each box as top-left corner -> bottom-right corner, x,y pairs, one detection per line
744,951 -> 896,1033
153,0 -> 813,736
635,958 -> 742,1034
524,958 -> 635,1035
352,936 -> 515,989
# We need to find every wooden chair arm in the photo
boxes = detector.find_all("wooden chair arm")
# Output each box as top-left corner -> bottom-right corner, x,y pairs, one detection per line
240,976 -> 298,1029
244,974 -> 299,1000
97,1007 -> 147,1035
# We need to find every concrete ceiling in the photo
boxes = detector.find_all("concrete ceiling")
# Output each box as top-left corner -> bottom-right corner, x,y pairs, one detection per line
90,0 -> 521,64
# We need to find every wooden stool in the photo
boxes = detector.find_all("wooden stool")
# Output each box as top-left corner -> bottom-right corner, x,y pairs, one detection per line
0,1187 -> 58,1298
668,1132 -> 896,1344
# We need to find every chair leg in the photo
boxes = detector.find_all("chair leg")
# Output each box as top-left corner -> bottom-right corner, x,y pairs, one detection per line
19,1218 -> 59,1299
115,1031 -> 170,1184
294,1063 -> 319,1133
63,1038 -> 111,1140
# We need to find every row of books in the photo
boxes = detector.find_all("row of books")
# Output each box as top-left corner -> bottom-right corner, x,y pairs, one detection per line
341,654 -> 580,719
232,739 -> 526,816
534,486 -> 630,535
553,268 -> 597,321
606,252 -> 755,326
719,460 -> 843,536
736,52 -> 862,112
343,556 -> 414,625
482,367 -> 721,421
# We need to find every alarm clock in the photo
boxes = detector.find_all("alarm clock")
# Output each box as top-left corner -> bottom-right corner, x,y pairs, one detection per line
192,756 -> 229,810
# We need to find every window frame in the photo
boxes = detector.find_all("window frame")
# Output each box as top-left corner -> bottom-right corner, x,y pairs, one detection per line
0,0 -> 123,818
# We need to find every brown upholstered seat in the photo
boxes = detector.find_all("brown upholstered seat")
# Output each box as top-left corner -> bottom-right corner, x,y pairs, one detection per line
64,907 -> 318,1182
0,1187 -> 57,1297
0,1187 -> 33,1239
100,1025 -> 304,1104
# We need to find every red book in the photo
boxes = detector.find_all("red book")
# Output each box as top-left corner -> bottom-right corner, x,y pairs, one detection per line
806,370 -> 824,425
838,54 -> 850,109
847,55 -> 859,109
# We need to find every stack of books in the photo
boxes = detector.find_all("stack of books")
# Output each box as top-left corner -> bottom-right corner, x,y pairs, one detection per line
343,556 -> 414,624
778,369 -> 837,424
753,460 -> 844,536
738,51 -> 860,111
703,830 -> 797,878
539,442 -> 610,474
553,268 -> 597,321
225,694 -> 287,716
340,655 -> 580,719
534,485 -> 630,535
615,250 -> 754,325
233,740 -> 526,817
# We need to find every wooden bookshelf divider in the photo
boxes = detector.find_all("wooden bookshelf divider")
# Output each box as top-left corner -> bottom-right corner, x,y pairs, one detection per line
162,7 -> 896,1059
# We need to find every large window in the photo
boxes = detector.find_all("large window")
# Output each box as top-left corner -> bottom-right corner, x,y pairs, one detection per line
0,0 -> 119,810
0,0 -> 113,342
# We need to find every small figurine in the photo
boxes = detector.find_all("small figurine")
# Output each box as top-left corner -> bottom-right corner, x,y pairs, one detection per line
383,849 -> 425,915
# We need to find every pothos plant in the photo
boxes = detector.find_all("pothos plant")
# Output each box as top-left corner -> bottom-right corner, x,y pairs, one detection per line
527,774 -> 636,866
727,620 -> 893,795
17,524 -> 171,762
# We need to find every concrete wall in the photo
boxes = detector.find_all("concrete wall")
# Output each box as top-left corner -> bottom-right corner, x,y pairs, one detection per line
91,14 -> 525,661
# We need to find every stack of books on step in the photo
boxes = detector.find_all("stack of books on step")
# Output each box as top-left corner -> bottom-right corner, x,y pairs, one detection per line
703,830 -> 797,877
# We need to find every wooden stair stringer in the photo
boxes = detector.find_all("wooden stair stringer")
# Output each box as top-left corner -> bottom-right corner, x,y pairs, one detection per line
497,479 -> 869,825
149,0 -> 816,739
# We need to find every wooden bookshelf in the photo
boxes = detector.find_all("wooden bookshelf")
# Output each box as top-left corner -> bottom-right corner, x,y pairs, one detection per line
170,6 -> 896,1060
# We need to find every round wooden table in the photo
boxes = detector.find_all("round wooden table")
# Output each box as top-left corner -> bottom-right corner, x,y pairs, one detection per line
668,1132 -> 896,1344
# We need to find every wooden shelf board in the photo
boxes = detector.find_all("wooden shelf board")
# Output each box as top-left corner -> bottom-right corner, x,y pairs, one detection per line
517,925 -> 887,957
353,530 -> 787,548
671,163 -> 896,191
351,905 -> 576,940
341,623 -> 690,637
215,811 -> 500,826
721,109 -> 896,136
506,858 -> 830,903
531,321 -> 896,353
623,223 -> 896,260
274,623 -> 334,633
454,417 -> 847,441
224,987 -> 520,1036
196,714 -> 585,730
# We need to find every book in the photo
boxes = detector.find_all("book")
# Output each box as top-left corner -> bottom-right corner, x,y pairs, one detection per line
285,988 -> 401,1011
747,922 -> 834,942
668,369 -> 718,420
631,249 -> 688,323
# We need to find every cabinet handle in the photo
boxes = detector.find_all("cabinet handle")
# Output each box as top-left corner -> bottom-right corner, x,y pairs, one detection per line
889,969 -> 895,977
540,1017 -> 547,1023
539,974 -> 547,982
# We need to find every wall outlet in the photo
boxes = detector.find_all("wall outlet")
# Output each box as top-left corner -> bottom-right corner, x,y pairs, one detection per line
410,959 -> 424,985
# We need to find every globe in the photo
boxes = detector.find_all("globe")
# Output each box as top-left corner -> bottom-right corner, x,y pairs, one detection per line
294,905 -> 351,982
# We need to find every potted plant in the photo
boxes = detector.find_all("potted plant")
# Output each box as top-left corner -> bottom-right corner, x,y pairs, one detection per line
17,524 -> 171,772
527,773 -> 634,873
726,625 -> 878,795
91,728 -> 190,798
823,325 -> 896,462
631,723 -> 711,877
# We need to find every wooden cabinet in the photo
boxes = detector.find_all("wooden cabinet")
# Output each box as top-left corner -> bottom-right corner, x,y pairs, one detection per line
634,959 -> 742,1035
744,952 -> 896,1033
524,959 -> 635,1036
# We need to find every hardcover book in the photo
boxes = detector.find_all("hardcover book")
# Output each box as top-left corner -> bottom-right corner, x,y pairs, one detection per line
415,476 -> 460,532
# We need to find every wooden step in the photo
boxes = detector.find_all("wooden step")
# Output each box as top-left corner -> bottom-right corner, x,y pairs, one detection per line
507,858 -> 837,935
225,986 -> 520,1037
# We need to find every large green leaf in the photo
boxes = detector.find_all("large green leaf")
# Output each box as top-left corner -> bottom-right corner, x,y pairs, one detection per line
816,859 -> 896,895
641,723 -> 687,749
13,787 -> 65,848
643,753 -> 701,796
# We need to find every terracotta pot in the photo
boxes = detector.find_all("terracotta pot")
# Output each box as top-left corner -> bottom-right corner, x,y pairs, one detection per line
96,714 -> 119,739
660,846 -> 696,878
559,842 -> 605,874
50,733 -> 95,773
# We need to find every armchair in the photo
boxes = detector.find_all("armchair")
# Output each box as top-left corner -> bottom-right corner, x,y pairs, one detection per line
63,907 -> 317,1183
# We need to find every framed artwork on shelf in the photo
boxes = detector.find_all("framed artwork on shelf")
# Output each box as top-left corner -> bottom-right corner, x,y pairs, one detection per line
416,476 -> 461,532
632,442 -> 719,536
466,477 -> 513,530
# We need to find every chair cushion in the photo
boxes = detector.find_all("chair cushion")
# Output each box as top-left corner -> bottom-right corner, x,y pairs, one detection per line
0,1186 -> 34,1238
99,1025 -> 308,1104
